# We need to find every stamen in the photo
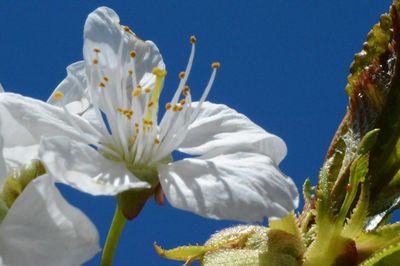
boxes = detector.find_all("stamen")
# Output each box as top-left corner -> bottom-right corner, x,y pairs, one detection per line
130,50 -> 136,58
183,86 -> 191,96
144,87 -> 151,93
212,62 -> 221,69
123,26 -> 133,34
169,36 -> 196,105
128,69 -> 133,76
190,35 -> 197,44
92,59 -> 99,65
179,99 -> 186,105
192,62 -> 219,119
179,71 -> 186,79
93,48 -> 101,53
53,91 -> 64,101
99,82 -> 106,88
154,138 -> 161,144
132,86 -> 142,97
165,103 -> 172,110
172,105 -> 179,112
103,76 -> 109,82
145,67 -> 167,120
152,67 -> 167,77
117,108 -> 134,120
148,101 -> 154,108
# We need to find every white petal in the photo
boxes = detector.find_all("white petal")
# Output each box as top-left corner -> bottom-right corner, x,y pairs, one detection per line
83,7 -> 164,92
0,256 -> 7,266
0,135 -> 6,185
3,145 -> 38,171
159,152 -> 298,222
39,136 -> 150,196
178,102 -> 288,165
0,93 -> 100,145
0,96 -> 36,148
0,175 -> 99,266
47,61 -> 90,114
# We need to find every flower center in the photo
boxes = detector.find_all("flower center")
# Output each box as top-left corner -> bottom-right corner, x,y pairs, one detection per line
82,32 -> 219,172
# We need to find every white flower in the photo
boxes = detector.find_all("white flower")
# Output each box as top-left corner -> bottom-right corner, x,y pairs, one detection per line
0,129 -> 100,265
0,7 -> 298,222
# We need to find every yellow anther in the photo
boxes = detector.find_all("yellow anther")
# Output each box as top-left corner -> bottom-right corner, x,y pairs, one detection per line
178,106 -> 183,111
123,26 -> 132,34
144,87 -> 151,93
183,86 -> 191,96
154,138 -> 161,144
53,91 -> 64,101
99,82 -> 106,88
211,62 -> 220,69
135,123 -> 139,128
103,76 -> 109,82
93,48 -> 101,53
179,71 -> 186,79
152,67 -> 167,77
130,50 -> 136,58
148,101 -> 154,108
92,59 -> 99,65
128,69 -> 133,76
117,108 -> 133,119
172,105 -> 179,112
190,35 -> 197,44
165,103 -> 172,110
123,110 -> 133,116
148,120 -> 153,126
132,86 -> 142,97
179,99 -> 186,105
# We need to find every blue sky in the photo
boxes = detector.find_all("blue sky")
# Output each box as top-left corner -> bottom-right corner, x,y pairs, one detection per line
0,1 -> 394,265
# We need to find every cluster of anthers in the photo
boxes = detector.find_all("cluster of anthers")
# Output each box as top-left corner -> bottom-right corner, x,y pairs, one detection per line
59,33 -> 220,169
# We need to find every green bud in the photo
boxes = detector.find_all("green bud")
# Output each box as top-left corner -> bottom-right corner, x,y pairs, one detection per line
0,197 -> 8,222
202,226 -> 304,266
2,175 -> 22,208
1,160 -> 46,209
203,250 -> 260,266
18,160 -> 46,189
357,128 -> 380,155
264,229 -> 304,265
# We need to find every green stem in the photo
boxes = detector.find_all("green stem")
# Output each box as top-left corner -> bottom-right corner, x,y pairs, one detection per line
101,205 -> 127,266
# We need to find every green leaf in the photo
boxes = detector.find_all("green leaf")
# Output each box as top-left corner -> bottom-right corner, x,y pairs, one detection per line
360,243 -> 400,266
337,154 -> 369,227
356,222 -> 400,262
302,178 -> 313,205
269,212 -> 301,239
342,182 -> 370,238
153,243 -> 211,262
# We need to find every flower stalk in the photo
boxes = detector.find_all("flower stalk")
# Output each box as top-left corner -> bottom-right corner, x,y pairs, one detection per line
101,205 -> 127,266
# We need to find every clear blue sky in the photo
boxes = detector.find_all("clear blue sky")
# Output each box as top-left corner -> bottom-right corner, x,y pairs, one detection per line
0,1 -> 394,265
